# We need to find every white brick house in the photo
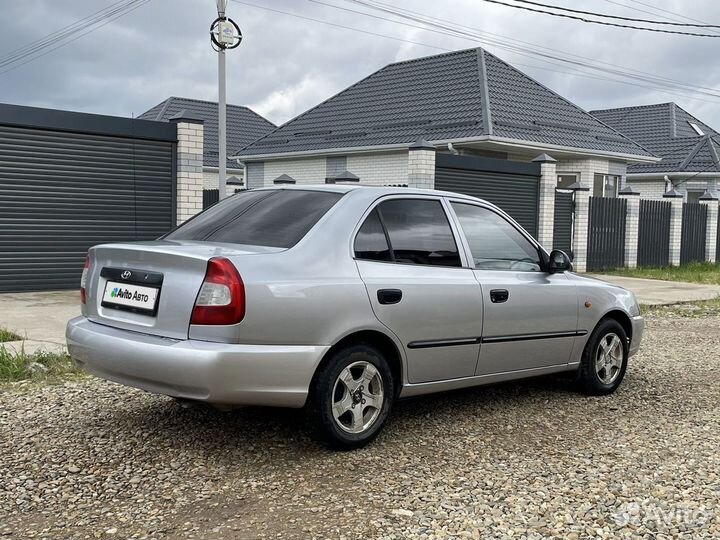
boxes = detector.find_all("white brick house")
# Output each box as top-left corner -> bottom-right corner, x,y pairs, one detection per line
234,47 -> 658,245
592,103 -> 720,202
140,96 -> 275,195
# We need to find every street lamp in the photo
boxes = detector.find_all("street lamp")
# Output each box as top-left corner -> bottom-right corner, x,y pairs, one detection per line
210,1 -> 241,199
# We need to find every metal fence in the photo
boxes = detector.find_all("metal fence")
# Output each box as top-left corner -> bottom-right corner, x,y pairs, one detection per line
680,203 -> 707,264
203,189 -> 220,209
638,199 -> 671,267
552,190 -> 573,254
587,197 -> 627,271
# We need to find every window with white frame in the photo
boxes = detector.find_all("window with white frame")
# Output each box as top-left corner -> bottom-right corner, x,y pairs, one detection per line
557,174 -> 578,190
593,174 -> 620,198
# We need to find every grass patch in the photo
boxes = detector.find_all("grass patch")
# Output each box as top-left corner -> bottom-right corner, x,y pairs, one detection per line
604,262 -> 720,285
0,328 -> 22,343
0,346 -> 83,383
642,297 -> 720,319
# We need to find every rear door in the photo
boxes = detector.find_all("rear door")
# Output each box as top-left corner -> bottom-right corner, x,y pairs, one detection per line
354,196 -> 484,384
448,201 -> 578,375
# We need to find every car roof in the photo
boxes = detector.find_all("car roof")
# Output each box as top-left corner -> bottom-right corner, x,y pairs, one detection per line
253,183 -> 484,202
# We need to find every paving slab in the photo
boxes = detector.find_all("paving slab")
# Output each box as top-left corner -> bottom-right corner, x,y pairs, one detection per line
588,274 -> 720,306
0,290 -> 79,355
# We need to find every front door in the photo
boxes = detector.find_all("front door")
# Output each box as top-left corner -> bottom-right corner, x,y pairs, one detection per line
449,201 -> 578,375
354,197 -> 484,384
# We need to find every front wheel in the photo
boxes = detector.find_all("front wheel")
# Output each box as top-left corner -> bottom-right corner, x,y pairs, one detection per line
310,344 -> 394,449
577,318 -> 629,395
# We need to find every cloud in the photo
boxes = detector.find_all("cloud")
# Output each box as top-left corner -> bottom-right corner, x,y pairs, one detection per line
1,0 -> 719,129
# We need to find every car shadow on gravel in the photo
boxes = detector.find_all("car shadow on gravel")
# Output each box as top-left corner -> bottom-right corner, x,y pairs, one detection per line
89,373 -> 584,456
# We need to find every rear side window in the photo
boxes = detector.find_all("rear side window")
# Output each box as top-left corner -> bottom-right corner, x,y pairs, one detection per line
165,190 -> 343,248
354,199 -> 461,267
354,209 -> 392,262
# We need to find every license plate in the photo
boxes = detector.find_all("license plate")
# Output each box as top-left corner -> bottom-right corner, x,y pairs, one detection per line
102,281 -> 160,315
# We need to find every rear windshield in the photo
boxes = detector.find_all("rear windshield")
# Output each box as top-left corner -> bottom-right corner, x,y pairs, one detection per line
165,190 -> 343,248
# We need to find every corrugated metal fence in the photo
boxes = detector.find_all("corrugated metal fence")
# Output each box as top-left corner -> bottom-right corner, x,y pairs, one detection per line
638,199 -> 671,267
680,203 -> 707,264
0,103 -> 177,292
552,190 -> 573,254
587,197 -> 626,271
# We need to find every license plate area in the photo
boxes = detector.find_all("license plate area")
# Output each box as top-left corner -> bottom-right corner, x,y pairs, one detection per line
100,268 -> 163,316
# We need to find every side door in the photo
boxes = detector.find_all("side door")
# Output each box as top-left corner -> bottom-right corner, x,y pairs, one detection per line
448,201 -> 579,376
354,196 -> 484,384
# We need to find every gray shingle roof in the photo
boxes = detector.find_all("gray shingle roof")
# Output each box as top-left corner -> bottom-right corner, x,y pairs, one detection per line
590,103 -> 720,174
236,48 -> 653,159
139,97 -> 275,168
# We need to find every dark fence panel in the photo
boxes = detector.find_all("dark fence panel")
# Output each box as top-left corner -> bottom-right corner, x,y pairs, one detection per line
552,190 -> 573,254
203,189 -> 219,209
680,203 -> 707,264
638,199 -> 671,267
587,197 -> 626,271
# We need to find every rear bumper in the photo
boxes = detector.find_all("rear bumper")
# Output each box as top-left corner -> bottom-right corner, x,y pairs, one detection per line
629,315 -> 644,357
66,317 -> 328,407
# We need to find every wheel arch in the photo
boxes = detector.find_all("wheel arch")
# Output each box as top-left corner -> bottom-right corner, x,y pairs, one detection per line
598,309 -> 633,344
312,329 -> 405,398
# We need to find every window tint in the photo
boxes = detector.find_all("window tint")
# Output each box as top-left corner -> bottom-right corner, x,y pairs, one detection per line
354,209 -> 392,262
452,203 -> 541,272
165,190 -> 343,248
375,199 -> 461,267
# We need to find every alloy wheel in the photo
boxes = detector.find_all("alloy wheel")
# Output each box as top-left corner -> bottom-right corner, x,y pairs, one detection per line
595,332 -> 624,385
331,361 -> 384,434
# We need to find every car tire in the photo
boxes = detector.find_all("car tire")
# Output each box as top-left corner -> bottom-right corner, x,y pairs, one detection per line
310,343 -> 394,450
577,318 -> 629,396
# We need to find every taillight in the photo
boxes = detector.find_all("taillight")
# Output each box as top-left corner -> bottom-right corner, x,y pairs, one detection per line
191,257 -> 245,325
80,256 -> 90,304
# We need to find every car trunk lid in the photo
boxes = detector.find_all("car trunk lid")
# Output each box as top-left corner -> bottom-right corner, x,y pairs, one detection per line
84,240 -> 284,339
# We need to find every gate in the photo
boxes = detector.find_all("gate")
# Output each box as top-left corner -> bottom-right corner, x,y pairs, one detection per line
435,154 -> 540,237
680,203 -> 707,264
0,103 -> 176,292
203,189 -> 219,208
552,190 -> 573,254
638,199 -> 671,267
587,197 -> 626,271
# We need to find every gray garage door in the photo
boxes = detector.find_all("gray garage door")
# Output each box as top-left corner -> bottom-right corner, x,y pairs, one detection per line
0,106 -> 176,292
435,154 -> 540,237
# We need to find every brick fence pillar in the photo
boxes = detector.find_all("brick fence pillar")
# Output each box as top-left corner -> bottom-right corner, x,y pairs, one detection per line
664,188 -> 683,266
619,185 -> 640,268
571,186 -> 591,272
408,139 -> 435,189
532,153 -> 557,249
700,192 -> 719,263
170,111 -> 204,225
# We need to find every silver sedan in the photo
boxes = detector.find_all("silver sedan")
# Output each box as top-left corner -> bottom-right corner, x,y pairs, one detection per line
67,185 -> 643,448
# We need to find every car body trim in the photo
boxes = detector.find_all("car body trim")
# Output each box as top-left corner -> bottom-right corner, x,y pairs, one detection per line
407,330 -> 587,349
481,330 -> 587,344
407,337 -> 482,349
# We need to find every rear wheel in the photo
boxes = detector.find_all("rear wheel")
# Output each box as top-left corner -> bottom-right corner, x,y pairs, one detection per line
577,318 -> 629,395
310,344 -> 394,449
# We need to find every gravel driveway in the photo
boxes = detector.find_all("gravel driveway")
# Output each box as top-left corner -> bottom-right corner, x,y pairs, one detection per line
2,313 -> 718,540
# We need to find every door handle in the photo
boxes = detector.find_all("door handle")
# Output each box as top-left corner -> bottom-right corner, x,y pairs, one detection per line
490,289 -> 509,303
377,289 -> 402,305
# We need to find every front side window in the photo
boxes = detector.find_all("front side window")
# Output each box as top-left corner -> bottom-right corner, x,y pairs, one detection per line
452,203 -> 541,272
354,199 -> 461,267
165,190 -> 343,248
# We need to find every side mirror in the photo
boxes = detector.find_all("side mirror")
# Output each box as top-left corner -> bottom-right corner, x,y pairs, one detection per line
548,250 -> 572,273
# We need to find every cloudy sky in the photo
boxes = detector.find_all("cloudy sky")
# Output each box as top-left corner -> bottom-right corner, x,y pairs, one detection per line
1,0 -> 720,129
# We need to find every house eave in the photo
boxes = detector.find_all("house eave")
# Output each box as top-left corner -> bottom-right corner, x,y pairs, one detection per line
628,172 -> 720,180
233,135 -> 659,163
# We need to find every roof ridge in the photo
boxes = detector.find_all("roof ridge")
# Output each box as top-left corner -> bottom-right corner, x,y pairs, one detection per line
481,49 -> 655,157
590,102 -> 676,114
476,49 -> 492,136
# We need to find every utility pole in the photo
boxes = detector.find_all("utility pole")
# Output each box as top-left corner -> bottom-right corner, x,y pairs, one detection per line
210,1 -> 241,199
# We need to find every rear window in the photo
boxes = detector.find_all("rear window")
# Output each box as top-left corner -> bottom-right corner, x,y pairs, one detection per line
165,190 -> 343,248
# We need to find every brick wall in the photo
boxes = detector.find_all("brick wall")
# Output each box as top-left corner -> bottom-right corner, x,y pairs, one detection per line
174,120 -> 204,225
346,152 -> 408,185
